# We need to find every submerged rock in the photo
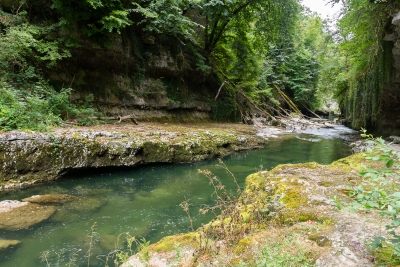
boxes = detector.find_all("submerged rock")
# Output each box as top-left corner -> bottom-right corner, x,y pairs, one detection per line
0,240 -> 21,250
62,197 -> 106,213
22,194 -> 78,204
0,200 -> 56,230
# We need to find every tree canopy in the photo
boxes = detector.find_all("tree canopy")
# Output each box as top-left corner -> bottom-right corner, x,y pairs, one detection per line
1,0 -> 399,129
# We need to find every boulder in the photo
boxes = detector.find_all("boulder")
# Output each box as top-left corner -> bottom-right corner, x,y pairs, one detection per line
63,197 -> 106,213
392,11 -> 400,26
0,200 -> 56,230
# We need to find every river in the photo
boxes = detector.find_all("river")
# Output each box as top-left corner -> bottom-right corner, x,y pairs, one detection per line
0,127 -> 355,267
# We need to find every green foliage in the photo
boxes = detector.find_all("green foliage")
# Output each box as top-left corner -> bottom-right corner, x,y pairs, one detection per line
334,0 -> 398,129
132,0 -> 202,44
347,131 -> 400,262
0,22 -> 70,86
0,82 -> 61,131
258,13 -> 323,111
51,0 -> 132,38
0,81 -> 100,131
211,95 -> 241,122
238,236 -> 314,267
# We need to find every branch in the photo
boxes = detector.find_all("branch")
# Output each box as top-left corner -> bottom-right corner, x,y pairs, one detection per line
214,80 -> 228,101
206,0 -> 256,52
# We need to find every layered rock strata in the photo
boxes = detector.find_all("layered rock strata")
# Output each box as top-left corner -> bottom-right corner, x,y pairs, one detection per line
0,123 -> 266,190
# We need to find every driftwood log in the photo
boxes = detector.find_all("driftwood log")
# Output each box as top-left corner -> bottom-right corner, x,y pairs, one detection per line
89,115 -> 138,125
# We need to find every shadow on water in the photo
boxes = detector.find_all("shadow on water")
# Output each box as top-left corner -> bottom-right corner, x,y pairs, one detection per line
0,132 -> 353,267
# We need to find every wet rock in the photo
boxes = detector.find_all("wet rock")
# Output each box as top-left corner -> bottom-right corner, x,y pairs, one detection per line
63,197 -> 106,213
388,135 -> 400,144
308,233 -> 332,247
51,209 -> 82,223
0,200 -> 28,212
0,240 -> 21,250
72,187 -> 113,197
0,200 -> 56,230
22,194 -> 78,204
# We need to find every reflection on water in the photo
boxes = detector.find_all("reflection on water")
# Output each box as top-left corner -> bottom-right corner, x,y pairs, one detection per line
0,134 -> 352,267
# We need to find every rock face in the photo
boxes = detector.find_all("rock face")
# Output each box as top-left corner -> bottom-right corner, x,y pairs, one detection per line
49,27 -> 216,122
0,123 -> 266,190
375,10 -> 400,135
0,200 -> 56,230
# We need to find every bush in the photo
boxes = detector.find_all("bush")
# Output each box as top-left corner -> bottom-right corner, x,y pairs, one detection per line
0,82 -> 100,131
346,130 -> 400,264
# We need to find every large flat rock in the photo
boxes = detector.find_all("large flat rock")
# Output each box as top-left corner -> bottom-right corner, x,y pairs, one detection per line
0,200 -> 56,230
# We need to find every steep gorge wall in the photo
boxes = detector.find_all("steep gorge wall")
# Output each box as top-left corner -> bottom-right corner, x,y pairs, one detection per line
344,10 -> 400,136
0,0 -> 220,122
51,31 -> 216,122
377,11 -> 400,135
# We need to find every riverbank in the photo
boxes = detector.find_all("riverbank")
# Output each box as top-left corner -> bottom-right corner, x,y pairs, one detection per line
0,122 -> 278,191
122,154 -> 389,267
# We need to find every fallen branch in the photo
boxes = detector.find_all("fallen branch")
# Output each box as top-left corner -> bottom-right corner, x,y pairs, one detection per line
118,115 -> 138,125
89,115 -> 138,125
214,81 -> 228,101
301,103 -> 323,119
273,84 -> 303,117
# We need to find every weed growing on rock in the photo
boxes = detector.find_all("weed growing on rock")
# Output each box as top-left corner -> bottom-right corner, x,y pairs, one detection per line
178,159 -> 271,264
86,222 -> 99,267
39,225 -> 150,267
180,196 -> 194,231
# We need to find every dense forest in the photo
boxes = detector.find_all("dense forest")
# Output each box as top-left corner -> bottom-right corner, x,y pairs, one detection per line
0,0 -> 399,134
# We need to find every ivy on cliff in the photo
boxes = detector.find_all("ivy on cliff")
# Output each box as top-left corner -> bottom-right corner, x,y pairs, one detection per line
334,0 -> 398,130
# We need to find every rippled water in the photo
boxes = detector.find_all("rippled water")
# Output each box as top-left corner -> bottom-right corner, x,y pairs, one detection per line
0,130 -> 354,267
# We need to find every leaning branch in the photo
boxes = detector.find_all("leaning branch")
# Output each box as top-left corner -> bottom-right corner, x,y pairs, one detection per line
89,115 -> 138,125
214,80 -> 228,101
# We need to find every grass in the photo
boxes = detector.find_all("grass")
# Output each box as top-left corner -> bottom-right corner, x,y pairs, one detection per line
239,235 -> 315,267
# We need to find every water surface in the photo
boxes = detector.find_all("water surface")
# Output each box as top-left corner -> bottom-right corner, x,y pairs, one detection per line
0,131 -> 353,267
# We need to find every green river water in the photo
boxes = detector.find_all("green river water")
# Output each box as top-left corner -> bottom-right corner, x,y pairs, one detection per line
0,130 -> 354,267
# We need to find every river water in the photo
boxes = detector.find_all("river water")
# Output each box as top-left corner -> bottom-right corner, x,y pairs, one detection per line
0,128 -> 355,267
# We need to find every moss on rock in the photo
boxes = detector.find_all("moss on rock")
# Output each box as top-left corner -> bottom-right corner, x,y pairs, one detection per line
0,124 -> 266,190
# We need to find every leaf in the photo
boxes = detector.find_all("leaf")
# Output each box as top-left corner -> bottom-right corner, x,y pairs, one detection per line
371,236 -> 385,249
390,192 -> 400,198
386,159 -> 394,168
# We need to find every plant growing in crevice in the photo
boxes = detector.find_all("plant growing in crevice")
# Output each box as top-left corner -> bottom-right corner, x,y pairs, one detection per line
183,159 -> 269,261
